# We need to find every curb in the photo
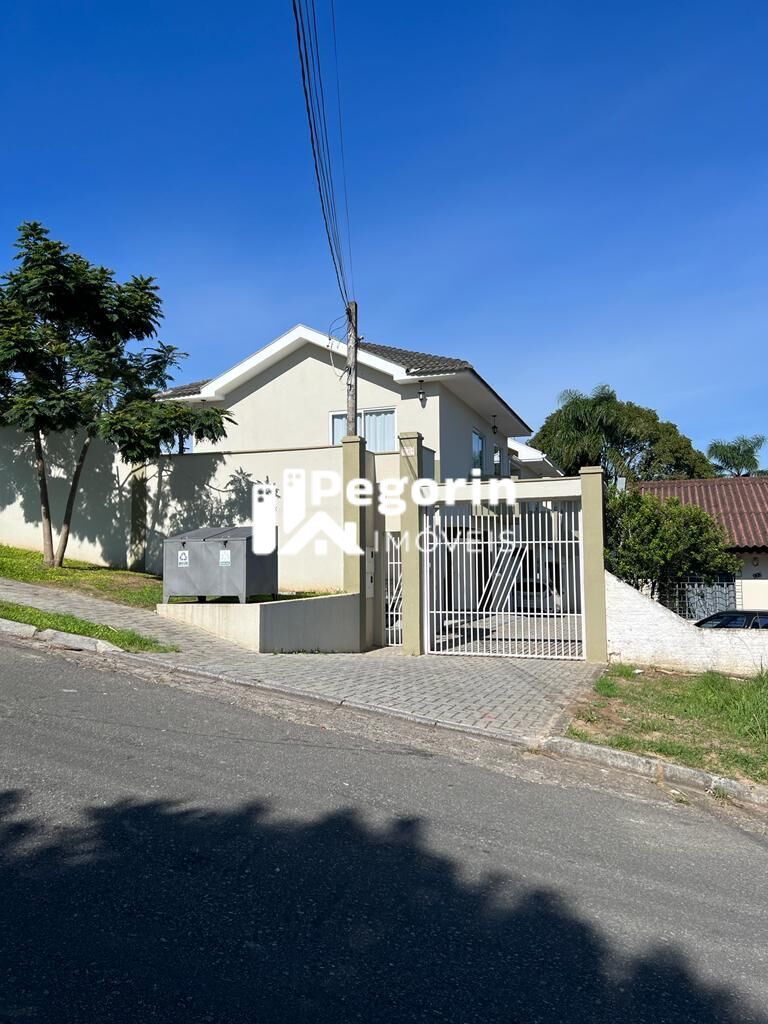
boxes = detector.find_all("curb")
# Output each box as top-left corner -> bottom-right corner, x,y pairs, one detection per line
116,653 -> 541,747
0,617 -> 122,654
111,652 -> 768,809
541,736 -> 768,807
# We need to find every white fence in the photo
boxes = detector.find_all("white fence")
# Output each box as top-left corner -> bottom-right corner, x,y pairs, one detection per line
385,532 -> 403,646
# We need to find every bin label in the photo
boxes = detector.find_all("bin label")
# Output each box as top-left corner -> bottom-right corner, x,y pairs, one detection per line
177,550 -> 189,568
219,549 -> 231,567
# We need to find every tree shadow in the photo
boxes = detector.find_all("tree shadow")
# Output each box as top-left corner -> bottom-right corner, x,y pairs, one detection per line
0,428 -> 254,572
0,430 -> 136,565
0,789 -> 760,1023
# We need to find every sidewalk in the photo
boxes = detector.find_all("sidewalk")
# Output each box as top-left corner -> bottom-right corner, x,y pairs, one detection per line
0,577 -> 599,743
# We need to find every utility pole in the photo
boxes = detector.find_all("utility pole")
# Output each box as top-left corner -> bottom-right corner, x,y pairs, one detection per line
345,299 -> 358,437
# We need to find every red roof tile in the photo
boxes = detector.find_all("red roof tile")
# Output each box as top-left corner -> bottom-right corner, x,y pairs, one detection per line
635,478 -> 768,550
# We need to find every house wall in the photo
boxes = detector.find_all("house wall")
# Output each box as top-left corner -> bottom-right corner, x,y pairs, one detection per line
0,427 -> 137,567
437,387 -> 507,480
144,445 -> 346,592
606,571 -> 768,676
192,345 -> 442,456
739,553 -> 768,609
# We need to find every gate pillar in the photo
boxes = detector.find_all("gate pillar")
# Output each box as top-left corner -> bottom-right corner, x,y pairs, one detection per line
399,432 -> 425,655
580,466 -> 608,663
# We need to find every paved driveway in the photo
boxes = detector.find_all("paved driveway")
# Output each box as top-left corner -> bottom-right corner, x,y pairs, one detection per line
0,577 -> 600,742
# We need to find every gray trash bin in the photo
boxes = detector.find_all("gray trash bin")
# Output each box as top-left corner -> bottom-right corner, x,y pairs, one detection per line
162,526 -> 278,604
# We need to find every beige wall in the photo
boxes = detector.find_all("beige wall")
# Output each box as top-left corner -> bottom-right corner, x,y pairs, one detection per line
0,427 -> 136,567
145,445 -> 346,593
739,553 -> 768,609
437,388 -> 508,480
157,592 -> 361,653
193,345 -> 442,456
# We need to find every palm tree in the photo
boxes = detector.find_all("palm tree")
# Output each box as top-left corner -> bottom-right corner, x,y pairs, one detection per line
707,434 -> 766,476
533,384 -> 630,482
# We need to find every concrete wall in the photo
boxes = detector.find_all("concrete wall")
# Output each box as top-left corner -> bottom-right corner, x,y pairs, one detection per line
192,344 -> 442,456
606,571 -> 768,677
0,427 -> 137,567
157,592 -> 361,653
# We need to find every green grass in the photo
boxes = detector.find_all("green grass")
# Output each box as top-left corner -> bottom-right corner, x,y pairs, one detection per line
567,667 -> 768,784
0,600 -> 176,653
0,544 -> 322,610
0,544 -> 165,608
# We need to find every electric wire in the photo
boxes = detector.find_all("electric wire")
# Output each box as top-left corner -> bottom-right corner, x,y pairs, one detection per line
290,0 -> 354,306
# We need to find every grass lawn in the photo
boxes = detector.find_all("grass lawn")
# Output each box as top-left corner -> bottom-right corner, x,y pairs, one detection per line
0,544 -> 165,608
0,544 -> 321,609
568,663 -> 768,785
0,600 -> 177,653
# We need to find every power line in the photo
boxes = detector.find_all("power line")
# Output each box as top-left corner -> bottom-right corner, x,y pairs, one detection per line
290,0 -> 353,306
329,0 -> 355,299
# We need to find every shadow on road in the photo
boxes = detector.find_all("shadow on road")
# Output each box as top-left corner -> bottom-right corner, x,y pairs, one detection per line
0,789 -> 760,1023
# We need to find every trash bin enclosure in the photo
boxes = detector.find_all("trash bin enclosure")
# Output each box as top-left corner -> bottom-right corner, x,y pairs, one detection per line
162,526 -> 278,604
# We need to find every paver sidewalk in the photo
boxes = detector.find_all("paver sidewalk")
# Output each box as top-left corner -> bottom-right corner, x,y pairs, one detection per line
0,576 -> 599,742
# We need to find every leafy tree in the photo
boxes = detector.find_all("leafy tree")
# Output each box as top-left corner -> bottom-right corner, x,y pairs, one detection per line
0,222 -> 229,567
604,488 -> 740,590
707,434 -> 766,477
531,385 -> 713,482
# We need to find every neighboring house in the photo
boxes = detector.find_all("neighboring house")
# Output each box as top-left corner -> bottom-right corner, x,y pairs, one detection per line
637,477 -> 768,608
159,324 -> 535,481
508,440 -> 563,479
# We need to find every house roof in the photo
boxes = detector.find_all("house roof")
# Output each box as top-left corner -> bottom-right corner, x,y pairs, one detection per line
157,324 -> 532,435
356,341 -> 472,376
636,477 -> 768,551
158,378 -> 211,399
158,338 -> 474,398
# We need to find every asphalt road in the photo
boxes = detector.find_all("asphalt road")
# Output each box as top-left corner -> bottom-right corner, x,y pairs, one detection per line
1,639 -> 767,1023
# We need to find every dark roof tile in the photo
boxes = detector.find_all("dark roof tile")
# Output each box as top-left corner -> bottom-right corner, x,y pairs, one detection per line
636,477 -> 768,550
358,341 -> 472,376
157,378 -> 211,399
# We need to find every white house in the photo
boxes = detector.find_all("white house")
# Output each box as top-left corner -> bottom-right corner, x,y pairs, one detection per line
0,324 -> 560,592
160,324 -> 535,482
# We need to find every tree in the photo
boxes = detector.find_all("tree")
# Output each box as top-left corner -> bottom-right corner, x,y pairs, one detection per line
531,385 -> 713,482
706,434 -> 766,477
604,488 -> 740,590
0,222 -> 230,567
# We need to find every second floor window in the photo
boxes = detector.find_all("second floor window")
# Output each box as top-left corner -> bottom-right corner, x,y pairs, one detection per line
331,408 -> 396,453
472,430 -> 485,472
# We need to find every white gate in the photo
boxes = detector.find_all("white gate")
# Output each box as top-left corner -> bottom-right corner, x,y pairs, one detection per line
424,502 -> 584,659
385,532 -> 403,646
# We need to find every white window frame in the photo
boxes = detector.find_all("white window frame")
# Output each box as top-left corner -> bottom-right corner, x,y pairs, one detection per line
329,406 -> 398,452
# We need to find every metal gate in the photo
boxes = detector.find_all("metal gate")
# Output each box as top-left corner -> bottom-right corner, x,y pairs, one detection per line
385,532 -> 403,646
424,502 -> 584,659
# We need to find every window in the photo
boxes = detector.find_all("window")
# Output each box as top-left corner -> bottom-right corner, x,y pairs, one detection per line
330,408 -> 396,453
493,444 -> 502,477
472,431 -> 486,472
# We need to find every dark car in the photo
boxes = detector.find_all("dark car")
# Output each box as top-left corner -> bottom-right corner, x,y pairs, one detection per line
695,610 -> 768,629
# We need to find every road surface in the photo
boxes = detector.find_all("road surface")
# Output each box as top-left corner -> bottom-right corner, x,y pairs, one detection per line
1,638 -> 766,1022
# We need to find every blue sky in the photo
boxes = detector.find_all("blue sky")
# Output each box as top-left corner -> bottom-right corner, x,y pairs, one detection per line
1,1 -> 766,450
